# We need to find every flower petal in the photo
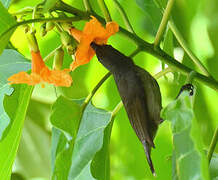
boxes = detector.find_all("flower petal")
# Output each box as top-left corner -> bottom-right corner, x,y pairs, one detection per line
31,51 -> 46,74
8,71 -> 41,85
70,28 -> 83,42
83,16 -> 108,38
106,21 -> 119,36
41,68 -> 72,87
70,16 -> 119,70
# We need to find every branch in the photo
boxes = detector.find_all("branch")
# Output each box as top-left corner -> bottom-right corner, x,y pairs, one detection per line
0,16 -> 85,41
169,21 -> 211,77
154,0 -> 175,47
52,4 -> 218,91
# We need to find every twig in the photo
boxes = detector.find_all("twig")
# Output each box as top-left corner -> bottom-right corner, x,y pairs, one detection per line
169,21 -> 211,77
208,127 -> 218,163
97,0 -> 112,22
154,0 -> 175,47
82,0 -> 92,12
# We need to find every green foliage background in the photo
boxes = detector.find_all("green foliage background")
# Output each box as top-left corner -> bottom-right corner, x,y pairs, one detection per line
0,0 -> 218,179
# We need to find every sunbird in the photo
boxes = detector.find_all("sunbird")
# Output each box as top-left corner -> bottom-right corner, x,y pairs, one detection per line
91,42 -> 162,175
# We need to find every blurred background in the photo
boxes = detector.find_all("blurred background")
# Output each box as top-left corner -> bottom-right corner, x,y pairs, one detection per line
8,0 -> 218,179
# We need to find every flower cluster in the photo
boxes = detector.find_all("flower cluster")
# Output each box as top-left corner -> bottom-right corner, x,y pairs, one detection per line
8,16 -> 119,87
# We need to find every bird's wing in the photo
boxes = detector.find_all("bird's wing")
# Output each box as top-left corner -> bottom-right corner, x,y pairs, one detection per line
114,71 -> 155,147
134,66 -> 162,126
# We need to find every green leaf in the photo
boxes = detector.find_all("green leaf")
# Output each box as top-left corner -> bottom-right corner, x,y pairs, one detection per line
134,0 -> 162,35
50,96 -> 82,138
0,2 -> 16,54
51,98 -> 112,179
0,49 -> 31,140
91,120 -> 113,180
210,153 -> 218,180
0,84 -> 33,180
161,91 -> 210,180
0,0 -> 12,8
68,102 -> 112,179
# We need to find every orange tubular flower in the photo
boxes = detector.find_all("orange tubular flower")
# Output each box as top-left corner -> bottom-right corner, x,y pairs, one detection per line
70,16 -> 119,70
8,51 -> 72,87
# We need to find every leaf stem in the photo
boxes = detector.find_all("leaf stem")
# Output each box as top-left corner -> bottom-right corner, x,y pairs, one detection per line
111,101 -> 123,117
83,72 -> 112,107
82,0 -> 92,12
208,126 -> 218,163
55,0 -> 89,17
168,21 -> 211,77
97,0 -> 112,22
129,47 -> 141,58
154,67 -> 172,79
11,7 -> 36,16
154,0 -> 175,47
44,45 -> 63,62
112,0 -> 135,34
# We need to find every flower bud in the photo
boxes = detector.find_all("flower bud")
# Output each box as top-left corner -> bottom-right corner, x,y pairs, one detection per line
60,31 -> 73,47
53,48 -> 64,70
40,23 -> 47,37
46,21 -> 55,32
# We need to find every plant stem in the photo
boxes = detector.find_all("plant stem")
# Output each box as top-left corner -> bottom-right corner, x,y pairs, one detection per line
44,45 -> 63,62
168,21 -> 211,77
154,0 -> 175,47
112,101 -> 123,117
208,127 -> 218,163
12,7 -> 36,16
97,0 -> 112,22
154,67 -> 172,79
83,72 -> 112,107
0,16 -> 84,41
52,4 -> 218,91
111,68 -> 172,116
83,0 -> 92,12
4,2 -> 218,91
112,0 -> 135,34
55,0 -> 89,17
129,47 -> 141,58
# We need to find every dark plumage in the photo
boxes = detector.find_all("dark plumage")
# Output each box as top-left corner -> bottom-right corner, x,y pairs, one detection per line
91,43 -> 162,175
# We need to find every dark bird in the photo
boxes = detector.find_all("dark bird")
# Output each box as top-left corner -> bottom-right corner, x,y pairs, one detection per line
91,42 -> 162,175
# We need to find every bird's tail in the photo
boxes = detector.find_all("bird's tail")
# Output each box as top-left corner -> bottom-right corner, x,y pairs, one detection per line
142,140 -> 156,176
